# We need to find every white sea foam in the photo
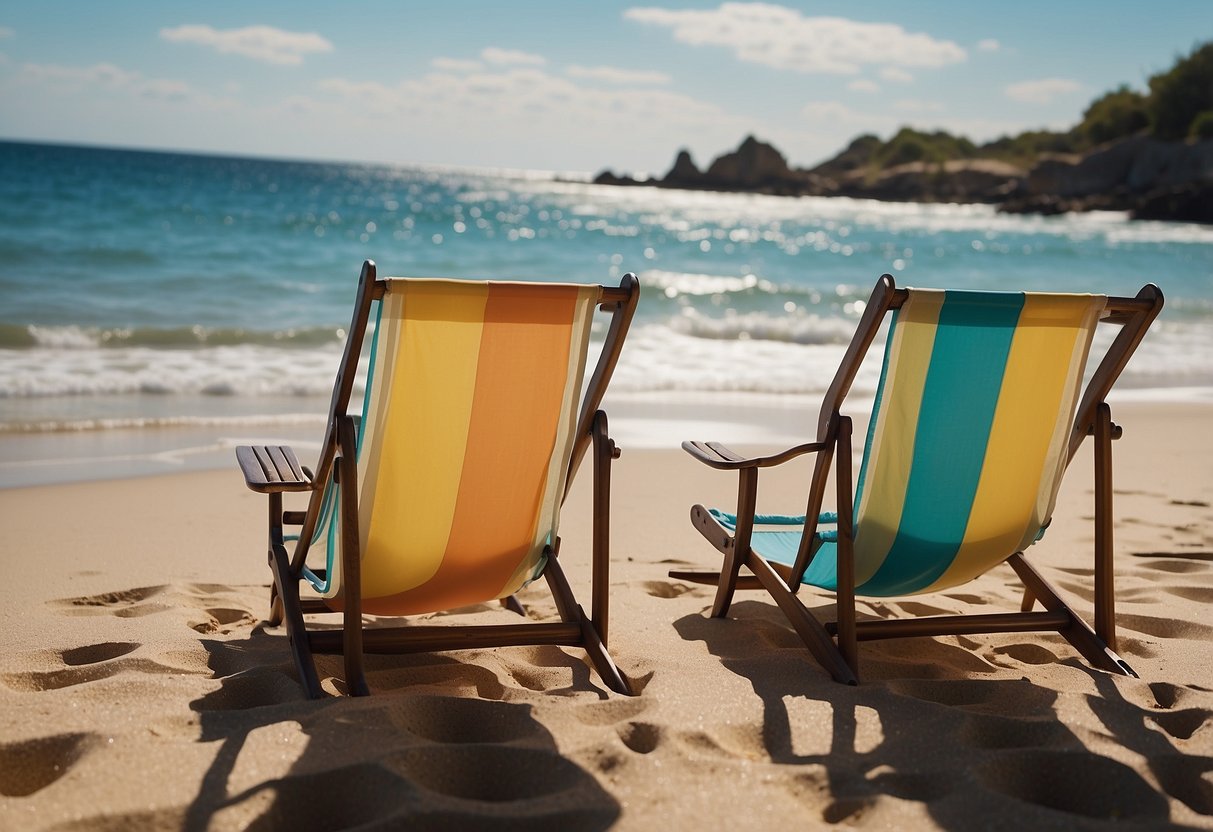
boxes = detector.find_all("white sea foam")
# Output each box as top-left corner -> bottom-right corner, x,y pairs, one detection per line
2,312 -> 1210,409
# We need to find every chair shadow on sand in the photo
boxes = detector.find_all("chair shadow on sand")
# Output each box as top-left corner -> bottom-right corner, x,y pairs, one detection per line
181,616 -> 621,832
673,600 -> 1194,829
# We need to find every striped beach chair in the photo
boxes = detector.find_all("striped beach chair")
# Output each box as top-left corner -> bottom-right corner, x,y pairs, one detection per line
674,275 -> 1163,684
237,261 -> 638,697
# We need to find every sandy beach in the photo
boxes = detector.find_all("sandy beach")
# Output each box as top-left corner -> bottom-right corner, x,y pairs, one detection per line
1,399 -> 1211,830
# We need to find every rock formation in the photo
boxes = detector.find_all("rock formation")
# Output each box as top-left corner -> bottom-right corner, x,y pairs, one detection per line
591,134 -> 1213,223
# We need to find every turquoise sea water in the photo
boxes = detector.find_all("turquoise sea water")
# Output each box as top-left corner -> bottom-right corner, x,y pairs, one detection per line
2,140 -> 1211,485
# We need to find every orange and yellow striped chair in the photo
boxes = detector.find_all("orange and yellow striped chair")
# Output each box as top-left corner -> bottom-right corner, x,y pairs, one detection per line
673,274 -> 1162,684
237,261 -> 638,697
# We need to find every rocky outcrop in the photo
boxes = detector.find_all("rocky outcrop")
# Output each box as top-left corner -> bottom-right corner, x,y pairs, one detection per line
702,136 -> 796,188
834,159 -> 1022,204
1132,182 -> 1213,223
1000,136 -> 1213,219
665,149 -> 702,185
591,134 -> 1213,223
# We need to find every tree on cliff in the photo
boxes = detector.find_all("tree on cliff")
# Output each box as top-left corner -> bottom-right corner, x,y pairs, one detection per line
1079,86 -> 1150,146
1147,42 -> 1213,140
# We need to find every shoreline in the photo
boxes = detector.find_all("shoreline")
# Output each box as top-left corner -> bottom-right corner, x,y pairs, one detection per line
2,390 -> 1211,489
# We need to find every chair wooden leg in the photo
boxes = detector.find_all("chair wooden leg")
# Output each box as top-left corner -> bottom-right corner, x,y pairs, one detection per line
267,581 -> 284,626
1008,553 -> 1135,677
748,554 -> 858,685
712,469 -> 758,618
591,411 -> 616,646
265,493 -> 285,626
1093,402 -> 1116,651
576,604 -> 632,695
1020,589 -> 1036,612
834,416 -> 859,677
335,420 -> 370,697
500,596 -> 526,616
268,540 -> 323,698
544,555 -> 632,695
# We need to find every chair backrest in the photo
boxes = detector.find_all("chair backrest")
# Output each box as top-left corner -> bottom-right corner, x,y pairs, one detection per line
303,272 -> 637,616
849,289 -> 1106,596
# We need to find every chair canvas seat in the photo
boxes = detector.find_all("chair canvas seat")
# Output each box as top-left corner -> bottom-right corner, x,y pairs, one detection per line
714,289 -> 1104,598
307,279 -> 599,616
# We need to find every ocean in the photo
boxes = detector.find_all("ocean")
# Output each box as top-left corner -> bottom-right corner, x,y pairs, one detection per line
2,140 -> 1211,486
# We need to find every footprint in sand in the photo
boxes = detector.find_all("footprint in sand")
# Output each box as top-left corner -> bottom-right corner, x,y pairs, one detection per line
385,695 -> 544,745
188,607 -> 257,635
977,749 -> 1169,821
990,643 -> 1063,667
220,747 -> 619,830
0,733 -> 94,797
59,641 -> 140,666
616,721 -> 662,755
1147,708 -> 1211,742
50,585 -> 171,618
49,584 -> 259,636
1,649 -> 202,693
1148,681 -> 1206,710
641,580 -> 704,599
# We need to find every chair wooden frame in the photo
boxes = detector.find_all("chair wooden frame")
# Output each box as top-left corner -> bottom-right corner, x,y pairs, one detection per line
237,261 -> 639,697
672,274 -> 1163,684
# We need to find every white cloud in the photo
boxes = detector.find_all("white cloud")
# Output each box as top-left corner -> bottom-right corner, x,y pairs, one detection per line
894,98 -> 944,113
1005,77 -> 1083,104
431,57 -> 483,72
566,65 -> 671,85
19,62 -> 193,100
318,66 -> 739,138
879,66 -> 913,84
159,24 -> 333,66
480,47 -> 546,66
624,3 -> 966,74
977,38 -> 1000,51
847,79 -> 879,93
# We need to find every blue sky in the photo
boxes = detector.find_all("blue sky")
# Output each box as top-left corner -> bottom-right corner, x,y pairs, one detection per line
0,2 -> 1207,174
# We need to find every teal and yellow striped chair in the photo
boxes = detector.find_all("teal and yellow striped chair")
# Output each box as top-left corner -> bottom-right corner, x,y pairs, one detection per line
674,275 -> 1162,684
237,261 -> 638,697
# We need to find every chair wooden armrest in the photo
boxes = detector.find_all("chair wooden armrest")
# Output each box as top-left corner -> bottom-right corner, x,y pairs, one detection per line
681,439 -> 829,470
236,445 -> 314,493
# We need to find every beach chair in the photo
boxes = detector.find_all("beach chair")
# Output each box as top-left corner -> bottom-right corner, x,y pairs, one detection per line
236,261 -> 638,697
673,275 -> 1162,684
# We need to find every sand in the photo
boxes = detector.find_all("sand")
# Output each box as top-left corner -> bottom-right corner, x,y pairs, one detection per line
1,400 -> 1211,830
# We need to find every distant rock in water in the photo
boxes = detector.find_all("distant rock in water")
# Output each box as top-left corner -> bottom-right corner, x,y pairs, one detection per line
591,135 -> 829,197
665,149 -> 702,184
591,133 -> 1213,223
